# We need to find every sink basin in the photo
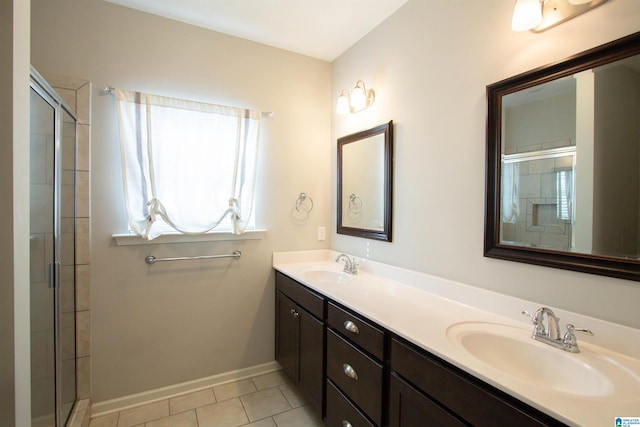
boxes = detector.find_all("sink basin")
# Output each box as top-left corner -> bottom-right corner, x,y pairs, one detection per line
446,322 -> 616,397
302,269 -> 355,285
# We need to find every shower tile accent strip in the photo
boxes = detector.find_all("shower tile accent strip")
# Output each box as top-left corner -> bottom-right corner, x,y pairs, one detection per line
88,371 -> 324,427
46,74 -> 92,427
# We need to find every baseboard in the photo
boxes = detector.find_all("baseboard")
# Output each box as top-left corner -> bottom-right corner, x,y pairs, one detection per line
66,399 -> 91,427
90,361 -> 281,417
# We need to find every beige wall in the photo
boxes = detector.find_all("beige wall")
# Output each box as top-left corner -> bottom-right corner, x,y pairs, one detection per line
332,0 -> 640,328
31,0 -> 332,402
2,0 -> 32,424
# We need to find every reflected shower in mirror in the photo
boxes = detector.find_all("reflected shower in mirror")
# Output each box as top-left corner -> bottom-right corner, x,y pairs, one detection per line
485,32 -> 640,281
338,121 -> 393,241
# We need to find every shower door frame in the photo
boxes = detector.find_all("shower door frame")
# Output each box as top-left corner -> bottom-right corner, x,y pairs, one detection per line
30,67 -> 78,427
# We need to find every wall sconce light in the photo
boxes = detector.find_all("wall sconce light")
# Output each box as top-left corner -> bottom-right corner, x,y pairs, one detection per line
336,80 -> 375,114
511,0 -> 608,32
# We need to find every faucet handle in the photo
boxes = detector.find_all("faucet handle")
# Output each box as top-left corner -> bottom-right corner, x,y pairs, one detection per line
522,309 -> 546,335
562,324 -> 594,353
521,310 -> 535,322
566,324 -> 594,336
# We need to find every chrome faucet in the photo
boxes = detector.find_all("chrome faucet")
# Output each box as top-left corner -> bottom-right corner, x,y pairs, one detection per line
522,307 -> 593,353
335,254 -> 358,275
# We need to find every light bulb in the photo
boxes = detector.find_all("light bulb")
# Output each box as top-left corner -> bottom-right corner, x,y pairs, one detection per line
336,93 -> 350,114
350,84 -> 367,111
511,0 -> 542,31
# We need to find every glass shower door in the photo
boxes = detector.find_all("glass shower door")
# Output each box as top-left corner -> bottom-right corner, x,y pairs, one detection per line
30,73 -> 77,427
30,85 -> 57,427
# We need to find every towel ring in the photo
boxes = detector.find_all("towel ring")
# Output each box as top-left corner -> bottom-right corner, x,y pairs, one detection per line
349,194 -> 363,214
295,192 -> 314,215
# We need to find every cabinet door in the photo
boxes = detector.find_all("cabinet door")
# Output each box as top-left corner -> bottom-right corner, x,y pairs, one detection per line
276,291 -> 299,382
298,307 -> 324,411
389,373 -> 466,427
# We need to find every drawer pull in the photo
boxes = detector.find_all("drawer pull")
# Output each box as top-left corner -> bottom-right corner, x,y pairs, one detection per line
342,363 -> 358,380
290,308 -> 299,318
342,421 -> 353,427
343,320 -> 360,334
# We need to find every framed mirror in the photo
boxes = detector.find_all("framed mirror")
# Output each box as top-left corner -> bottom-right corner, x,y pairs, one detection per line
485,32 -> 640,281
338,121 -> 393,241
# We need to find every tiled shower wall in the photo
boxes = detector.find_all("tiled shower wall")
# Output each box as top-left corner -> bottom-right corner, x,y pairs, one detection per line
46,74 -> 92,425
502,139 -> 574,251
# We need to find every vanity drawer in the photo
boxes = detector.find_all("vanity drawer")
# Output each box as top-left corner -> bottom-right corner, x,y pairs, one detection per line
327,329 -> 383,426
326,379 -> 376,427
327,302 -> 385,360
276,272 -> 324,319
391,338 -> 563,427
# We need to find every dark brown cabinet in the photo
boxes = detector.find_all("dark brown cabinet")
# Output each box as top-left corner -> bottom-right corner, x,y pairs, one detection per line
390,338 -> 566,427
275,272 -> 325,416
389,373 -> 466,427
275,270 -> 566,427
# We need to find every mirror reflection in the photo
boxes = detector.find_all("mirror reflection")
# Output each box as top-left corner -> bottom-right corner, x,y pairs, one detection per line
338,121 -> 393,242
500,55 -> 640,258
342,133 -> 385,231
485,32 -> 640,281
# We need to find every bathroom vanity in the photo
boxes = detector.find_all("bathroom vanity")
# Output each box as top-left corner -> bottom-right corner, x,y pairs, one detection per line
273,250 -> 640,427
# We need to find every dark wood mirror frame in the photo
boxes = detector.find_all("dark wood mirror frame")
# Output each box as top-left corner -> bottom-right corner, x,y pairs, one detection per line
338,120 -> 393,242
485,32 -> 640,282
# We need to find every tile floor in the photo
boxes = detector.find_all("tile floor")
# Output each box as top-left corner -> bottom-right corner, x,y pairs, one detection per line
88,370 -> 325,427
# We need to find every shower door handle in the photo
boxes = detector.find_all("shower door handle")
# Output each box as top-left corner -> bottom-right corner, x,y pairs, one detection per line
48,261 -> 60,289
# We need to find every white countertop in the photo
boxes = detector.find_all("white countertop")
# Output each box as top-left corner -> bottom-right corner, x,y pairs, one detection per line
273,250 -> 640,427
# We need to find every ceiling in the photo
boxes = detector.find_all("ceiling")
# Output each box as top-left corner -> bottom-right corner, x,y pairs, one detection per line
104,0 -> 409,62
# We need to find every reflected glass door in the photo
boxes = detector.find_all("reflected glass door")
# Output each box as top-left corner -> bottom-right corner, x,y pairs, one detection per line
30,86 -> 56,427
59,108 -> 77,424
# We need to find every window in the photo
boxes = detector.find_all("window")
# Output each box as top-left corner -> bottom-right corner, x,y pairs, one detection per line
115,89 -> 261,240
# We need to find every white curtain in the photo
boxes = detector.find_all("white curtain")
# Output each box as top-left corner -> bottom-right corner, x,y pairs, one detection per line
501,162 -> 520,224
115,89 -> 261,240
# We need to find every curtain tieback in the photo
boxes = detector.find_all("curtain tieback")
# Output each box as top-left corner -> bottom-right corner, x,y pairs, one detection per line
229,198 -> 240,220
147,198 -> 169,223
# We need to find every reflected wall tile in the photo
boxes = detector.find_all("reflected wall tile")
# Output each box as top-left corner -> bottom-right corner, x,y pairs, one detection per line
76,264 -> 90,311
60,231 -> 75,266
31,330 -> 52,381
76,218 -> 90,265
30,184 -> 53,233
77,83 -> 91,125
30,233 -> 46,283
56,88 -> 76,113
77,356 -> 90,399
61,218 -> 75,234
60,265 -> 75,314
77,310 -> 90,358
48,75 -> 88,91
60,312 -> 76,361
77,124 -> 90,171
31,377 -> 55,420
62,134 -> 76,170
77,171 -> 90,218
31,134 -> 47,184
30,283 -> 53,332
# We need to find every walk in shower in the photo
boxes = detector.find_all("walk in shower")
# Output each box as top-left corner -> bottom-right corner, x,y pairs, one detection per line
30,68 -> 77,426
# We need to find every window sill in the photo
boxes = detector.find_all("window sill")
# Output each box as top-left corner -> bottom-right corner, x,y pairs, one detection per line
112,229 -> 266,246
